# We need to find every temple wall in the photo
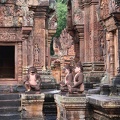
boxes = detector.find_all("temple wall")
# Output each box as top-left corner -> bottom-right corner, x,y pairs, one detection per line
0,0 -> 56,84
33,18 -> 45,68
66,0 -> 104,84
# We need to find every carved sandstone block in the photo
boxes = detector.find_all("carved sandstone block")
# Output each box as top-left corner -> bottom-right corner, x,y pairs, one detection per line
21,93 -> 45,119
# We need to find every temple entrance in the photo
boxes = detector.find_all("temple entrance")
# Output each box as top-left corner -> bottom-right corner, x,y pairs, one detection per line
0,46 -> 15,78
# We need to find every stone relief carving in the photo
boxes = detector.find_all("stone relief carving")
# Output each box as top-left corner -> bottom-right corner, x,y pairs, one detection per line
23,11 -> 34,26
48,14 -> 57,29
100,0 -> 120,19
73,10 -> 84,25
0,4 -> 15,27
59,29 -> 73,56
72,0 -> 84,25
16,0 -> 34,26
100,0 -> 109,19
0,28 -> 21,41
0,1 -> 34,27
34,44 -> 40,63
109,0 -> 120,13
53,37 -> 60,56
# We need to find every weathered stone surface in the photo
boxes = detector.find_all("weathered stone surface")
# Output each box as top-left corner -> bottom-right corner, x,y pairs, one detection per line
87,95 -> 120,119
21,93 -> 45,119
0,0 -> 56,84
54,94 -> 89,120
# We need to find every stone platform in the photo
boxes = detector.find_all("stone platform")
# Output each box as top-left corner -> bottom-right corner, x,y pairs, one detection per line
54,94 -> 89,120
21,93 -> 45,119
87,95 -> 120,120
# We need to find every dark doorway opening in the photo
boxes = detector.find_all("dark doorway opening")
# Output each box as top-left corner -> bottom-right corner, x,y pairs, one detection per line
0,46 -> 15,78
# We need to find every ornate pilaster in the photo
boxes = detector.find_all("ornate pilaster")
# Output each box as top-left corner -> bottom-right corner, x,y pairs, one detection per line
47,29 -> 56,69
47,12 -> 57,69
74,25 -> 84,62
89,0 -> 99,62
29,6 -> 48,70
17,42 -> 23,84
83,0 -> 90,62
22,27 -> 32,77
99,0 -> 120,86
117,27 -> 120,72
109,32 -> 114,83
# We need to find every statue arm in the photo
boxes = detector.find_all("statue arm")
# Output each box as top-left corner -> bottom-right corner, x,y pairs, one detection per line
72,73 -> 83,88
23,75 -> 29,84
36,74 -> 42,85
67,74 -> 73,85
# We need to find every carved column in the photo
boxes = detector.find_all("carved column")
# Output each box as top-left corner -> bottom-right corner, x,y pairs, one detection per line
117,27 -> 120,73
47,33 -> 52,69
47,30 -> 56,69
106,32 -> 115,83
75,25 -> 84,62
17,42 -> 23,84
89,0 -> 99,62
30,6 -> 47,71
22,27 -> 32,77
79,34 -> 84,62
47,12 -> 57,69
109,32 -> 114,83
83,1 -> 90,62
60,57 -> 65,81
22,37 -> 28,77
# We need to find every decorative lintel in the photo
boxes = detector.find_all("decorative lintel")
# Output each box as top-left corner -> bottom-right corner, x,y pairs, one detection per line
22,26 -> 32,35
74,24 -> 84,39
22,26 -> 32,39
48,29 -> 56,44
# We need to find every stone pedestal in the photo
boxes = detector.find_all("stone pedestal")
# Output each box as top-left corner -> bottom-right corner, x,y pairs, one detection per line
87,95 -> 120,120
54,94 -> 89,120
21,93 -> 45,120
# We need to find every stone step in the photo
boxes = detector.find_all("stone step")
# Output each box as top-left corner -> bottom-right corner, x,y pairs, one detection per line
0,93 -> 20,100
43,102 -> 57,116
0,107 -> 19,114
0,99 -> 21,107
0,93 -> 21,119
44,114 -> 56,120
0,113 -> 21,120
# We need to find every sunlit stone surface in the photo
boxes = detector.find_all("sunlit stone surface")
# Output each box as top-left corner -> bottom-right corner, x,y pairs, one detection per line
21,93 -> 45,119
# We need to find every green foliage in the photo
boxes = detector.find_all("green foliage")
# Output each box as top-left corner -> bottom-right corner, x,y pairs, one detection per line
50,0 -> 67,55
56,0 -> 67,4
54,1 -> 67,38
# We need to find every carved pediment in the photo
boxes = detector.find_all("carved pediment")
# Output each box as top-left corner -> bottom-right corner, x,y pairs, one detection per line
100,0 -> 120,20
0,28 -> 22,42
109,0 -> 120,13
48,14 -> 57,29
100,0 -> 109,20
105,17 -> 117,31
0,2 -> 34,27
72,0 -> 84,25
16,0 -> 49,6
59,28 -> 73,56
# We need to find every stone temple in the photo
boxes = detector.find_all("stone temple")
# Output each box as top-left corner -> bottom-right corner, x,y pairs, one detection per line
0,0 -> 56,84
0,0 -> 120,120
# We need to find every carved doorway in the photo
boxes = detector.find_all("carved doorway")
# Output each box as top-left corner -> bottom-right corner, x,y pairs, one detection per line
0,46 -> 15,78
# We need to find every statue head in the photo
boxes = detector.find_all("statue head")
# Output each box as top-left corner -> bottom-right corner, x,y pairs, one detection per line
64,64 -> 73,73
28,66 -> 37,74
75,61 -> 83,72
